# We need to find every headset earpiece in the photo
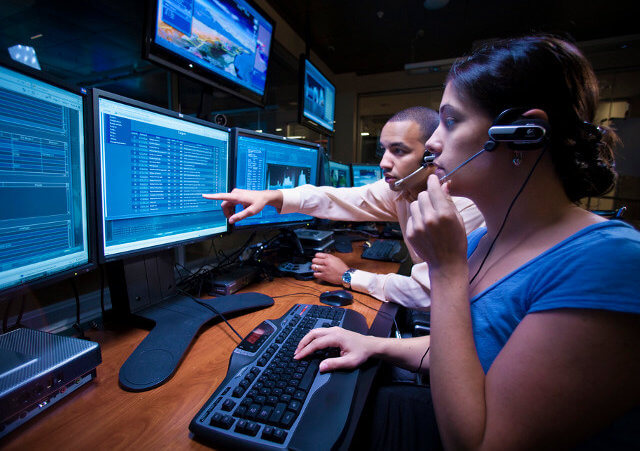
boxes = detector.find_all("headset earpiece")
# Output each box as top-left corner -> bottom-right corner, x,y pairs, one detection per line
487,109 -> 550,151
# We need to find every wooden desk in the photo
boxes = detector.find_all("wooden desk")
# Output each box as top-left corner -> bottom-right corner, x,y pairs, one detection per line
2,249 -> 399,450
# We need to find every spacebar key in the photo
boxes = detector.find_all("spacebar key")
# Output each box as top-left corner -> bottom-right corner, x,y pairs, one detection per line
298,360 -> 319,391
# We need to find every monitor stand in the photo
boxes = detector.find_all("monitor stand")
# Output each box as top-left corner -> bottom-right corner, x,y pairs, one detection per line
273,228 -> 314,280
106,250 -> 274,392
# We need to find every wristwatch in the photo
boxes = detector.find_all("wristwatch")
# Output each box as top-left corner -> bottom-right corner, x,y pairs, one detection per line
342,268 -> 356,289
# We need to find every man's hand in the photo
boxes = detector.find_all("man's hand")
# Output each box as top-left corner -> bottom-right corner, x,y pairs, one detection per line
311,252 -> 349,285
202,189 -> 283,224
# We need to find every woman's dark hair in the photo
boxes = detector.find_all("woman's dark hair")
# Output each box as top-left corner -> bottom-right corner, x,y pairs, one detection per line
447,34 -> 618,202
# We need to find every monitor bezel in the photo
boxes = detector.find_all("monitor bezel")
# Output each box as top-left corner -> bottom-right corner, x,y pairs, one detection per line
297,55 -> 336,136
327,160 -> 352,187
350,163 -> 383,187
92,88 -> 232,263
0,60 -> 96,297
143,0 -> 276,107
230,127 -> 321,231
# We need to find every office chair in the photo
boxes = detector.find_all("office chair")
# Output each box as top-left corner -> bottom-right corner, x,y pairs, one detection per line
590,206 -> 627,219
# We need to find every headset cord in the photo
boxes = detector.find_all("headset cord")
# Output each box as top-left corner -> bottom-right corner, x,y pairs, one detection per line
469,147 -> 547,285
178,288 -> 244,341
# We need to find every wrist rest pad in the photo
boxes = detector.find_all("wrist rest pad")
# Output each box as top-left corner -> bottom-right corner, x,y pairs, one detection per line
119,292 -> 274,391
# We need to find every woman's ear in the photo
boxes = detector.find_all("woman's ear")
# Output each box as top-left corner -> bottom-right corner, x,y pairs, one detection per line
521,108 -> 549,122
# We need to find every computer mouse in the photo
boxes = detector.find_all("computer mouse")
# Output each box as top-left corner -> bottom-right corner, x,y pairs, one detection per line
319,289 -> 353,307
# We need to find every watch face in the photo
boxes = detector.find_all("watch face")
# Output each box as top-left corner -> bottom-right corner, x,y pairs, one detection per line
342,269 -> 354,288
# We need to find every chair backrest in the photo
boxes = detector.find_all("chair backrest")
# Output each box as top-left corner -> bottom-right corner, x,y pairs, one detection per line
590,206 -> 627,219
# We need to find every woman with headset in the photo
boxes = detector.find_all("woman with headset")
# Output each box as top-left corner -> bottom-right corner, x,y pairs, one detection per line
294,34 -> 640,449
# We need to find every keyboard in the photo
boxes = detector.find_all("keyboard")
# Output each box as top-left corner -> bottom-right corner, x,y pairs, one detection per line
189,304 -> 368,449
361,239 -> 407,262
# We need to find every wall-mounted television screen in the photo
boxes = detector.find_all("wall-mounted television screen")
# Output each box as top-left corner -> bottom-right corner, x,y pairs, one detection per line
298,56 -> 335,135
145,0 -> 275,106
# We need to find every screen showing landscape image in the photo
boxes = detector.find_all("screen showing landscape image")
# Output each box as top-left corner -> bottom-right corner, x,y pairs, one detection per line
155,0 -> 272,95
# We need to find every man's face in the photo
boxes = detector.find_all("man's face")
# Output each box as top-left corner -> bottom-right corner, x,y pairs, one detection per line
379,120 -> 433,192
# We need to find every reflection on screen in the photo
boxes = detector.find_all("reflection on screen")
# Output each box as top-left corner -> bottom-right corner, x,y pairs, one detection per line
302,59 -> 335,133
154,0 -> 273,96
97,96 -> 229,258
0,66 -> 89,291
328,161 -> 350,187
234,132 -> 319,228
351,164 -> 383,187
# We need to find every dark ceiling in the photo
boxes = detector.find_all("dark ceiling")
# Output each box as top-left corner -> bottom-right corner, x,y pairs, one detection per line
1,0 -> 639,104
267,0 -> 640,75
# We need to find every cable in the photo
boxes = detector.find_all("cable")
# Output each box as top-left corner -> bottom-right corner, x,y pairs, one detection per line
469,147 -> 547,285
271,292 -> 319,300
279,280 -> 324,294
70,279 -> 85,338
417,345 -> 430,373
177,288 -> 244,341
351,297 -> 400,333
14,294 -> 26,330
3,296 -> 12,333
99,264 -> 105,318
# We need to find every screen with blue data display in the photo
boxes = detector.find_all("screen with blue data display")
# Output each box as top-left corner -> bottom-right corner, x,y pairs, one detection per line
0,65 -> 90,292
351,164 -> 382,187
96,93 -> 229,259
233,130 -> 320,228
300,58 -> 335,134
151,0 -> 273,100
327,160 -> 351,187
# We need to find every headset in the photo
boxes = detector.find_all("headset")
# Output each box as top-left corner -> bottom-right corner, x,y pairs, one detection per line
393,108 -> 549,189
438,108 -> 550,182
392,149 -> 436,190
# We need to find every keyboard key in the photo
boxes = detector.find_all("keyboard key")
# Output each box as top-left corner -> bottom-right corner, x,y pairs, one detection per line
243,421 -> 259,436
210,412 -> 234,430
269,402 -> 287,425
298,360 -> 319,391
221,399 -> 236,411
271,428 -> 287,444
257,406 -> 274,422
280,411 -> 296,429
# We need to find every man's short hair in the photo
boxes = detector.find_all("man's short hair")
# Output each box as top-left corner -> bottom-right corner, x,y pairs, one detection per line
387,106 -> 439,143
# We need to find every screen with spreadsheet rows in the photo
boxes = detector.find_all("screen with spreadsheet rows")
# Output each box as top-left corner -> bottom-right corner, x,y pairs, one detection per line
0,64 -> 90,292
96,95 -> 229,258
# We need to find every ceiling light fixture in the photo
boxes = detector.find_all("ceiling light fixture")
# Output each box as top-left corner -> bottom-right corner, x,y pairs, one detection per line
404,57 -> 457,74
8,44 -> 41,70
423,0 -> 450,10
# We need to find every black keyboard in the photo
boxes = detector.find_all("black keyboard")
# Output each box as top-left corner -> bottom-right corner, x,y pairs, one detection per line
189,304 -> 368,449
361,239 -> 407,262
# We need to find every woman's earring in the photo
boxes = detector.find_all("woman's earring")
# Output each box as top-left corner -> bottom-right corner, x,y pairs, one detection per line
512,151 -> 523,166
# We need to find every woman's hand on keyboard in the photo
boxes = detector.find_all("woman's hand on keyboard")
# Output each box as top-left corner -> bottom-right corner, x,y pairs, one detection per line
293,327 -> 375,372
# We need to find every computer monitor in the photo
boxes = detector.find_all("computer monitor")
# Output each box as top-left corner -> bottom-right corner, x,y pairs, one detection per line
0,63 -> 94,296
94,89 -> 235,391
144,0 -> 275,106
351,163 -> 383,187
327,161 -> 351,187
232,128 -> 321,229
93,89 -> 230,261
298,56 -> 336,135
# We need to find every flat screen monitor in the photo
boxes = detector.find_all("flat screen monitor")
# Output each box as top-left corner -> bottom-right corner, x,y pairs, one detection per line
145,0 -> 275,106
93,89 -> 230,261
327,161 -> 351,187
298,56 -> 335,135
351,163 -> 383,187
0,63 -> 93,295
232,129 -> 321,229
